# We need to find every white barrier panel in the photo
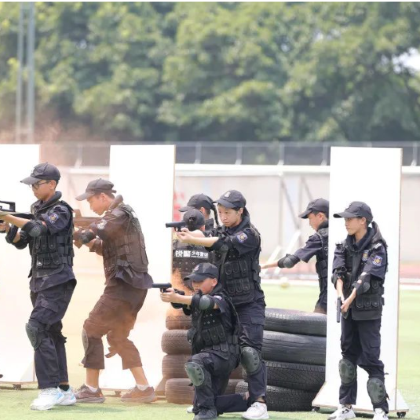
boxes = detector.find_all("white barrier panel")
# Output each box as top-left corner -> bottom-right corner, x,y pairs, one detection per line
313,147 -> 408,415
99,145 -> 175,390
0,145 -> 40,384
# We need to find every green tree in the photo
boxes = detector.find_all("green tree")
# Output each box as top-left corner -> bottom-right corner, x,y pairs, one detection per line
1,3 -> 420,143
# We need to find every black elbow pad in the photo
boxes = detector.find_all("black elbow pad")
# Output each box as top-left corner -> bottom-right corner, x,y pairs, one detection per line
278,254 -> 299,269
198,295 -> 215,311
21,221 -> 47,237
6,225 -> 19,244
191,291 -> 215,311
353,273 -> 371,295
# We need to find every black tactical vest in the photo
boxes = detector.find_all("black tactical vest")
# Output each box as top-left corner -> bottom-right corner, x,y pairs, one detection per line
187,287 -> 239,359
172,240 -> 210,279
102,204 -> 148,285
341,229 -> 387,320
213,224 -> 262,307
29,195 -> 74,279
315,225 -> 329,284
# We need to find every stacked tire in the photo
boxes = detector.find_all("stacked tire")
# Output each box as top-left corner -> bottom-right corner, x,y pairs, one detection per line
161,307 -> 243,404
236,308 -> 327,412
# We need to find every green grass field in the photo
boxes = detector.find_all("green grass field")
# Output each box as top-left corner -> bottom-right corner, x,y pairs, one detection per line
0,284 -> 418,420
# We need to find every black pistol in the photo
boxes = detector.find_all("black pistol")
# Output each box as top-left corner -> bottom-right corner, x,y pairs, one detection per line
153,283 -> 185,309
336,297 -> 342,323
165,221 -> 186,232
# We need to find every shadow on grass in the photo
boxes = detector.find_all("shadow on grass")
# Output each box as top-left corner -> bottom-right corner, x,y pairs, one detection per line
54,404 -> 126,414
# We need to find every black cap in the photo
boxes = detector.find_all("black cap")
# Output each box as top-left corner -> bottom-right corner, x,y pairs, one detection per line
179,194 -> 214,212
76,178 -> 116,201
333,201 -> 373,223
21,162 -> 61,185
215,190 -> 246,209
184,263 -> 219,283
299,198 -> 330,219
183,209 -> 205,230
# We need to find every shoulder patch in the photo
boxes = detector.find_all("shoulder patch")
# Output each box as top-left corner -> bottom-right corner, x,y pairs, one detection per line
236,232 -> 248,243
48,212 -> 59,223
373,243 -> 382,250
372,255 -> 383,266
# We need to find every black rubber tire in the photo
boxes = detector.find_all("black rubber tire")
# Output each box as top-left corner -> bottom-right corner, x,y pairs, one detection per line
162,354 -> 243,380
166,378 -> 241,405
166,311 -> 192,330
264,308 -> 327,337
236,380 -> 317,412
262,331 -> 326,366
162,354 -> 191,378
243,360 -> 325,391
162,330 -> 191,355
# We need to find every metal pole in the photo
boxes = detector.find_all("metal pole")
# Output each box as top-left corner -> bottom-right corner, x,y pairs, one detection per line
321,143 -> 328,165
15,4 -> 25,143
278,142 -> 285,165
411,142 -> 418,166
194,143 -> 202,164
235,143 -> 243,165
26,2 -> 35,143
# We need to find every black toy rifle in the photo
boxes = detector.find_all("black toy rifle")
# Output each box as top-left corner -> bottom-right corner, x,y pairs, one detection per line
73,209 -> 100,229
0,200 -> 34,233
73,195 -> 123,248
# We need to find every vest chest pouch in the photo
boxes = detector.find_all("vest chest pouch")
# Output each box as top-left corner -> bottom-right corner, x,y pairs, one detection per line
224,260 -> 251,296
31,201 -> 74,279
201,313 -> 228,351
355,295 -> 381,310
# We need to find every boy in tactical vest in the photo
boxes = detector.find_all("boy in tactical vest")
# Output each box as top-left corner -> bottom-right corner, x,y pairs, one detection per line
329,202 -> 389,420
262,198 -> 329,314
73,179 -> 155,404
160,263 -> 240,420
0,163 -> 77,410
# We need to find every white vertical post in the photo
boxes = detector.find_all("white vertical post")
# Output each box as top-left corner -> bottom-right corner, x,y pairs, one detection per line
313,147 -> 408,415
99,145 -> 175,390
0,145 -> 39,384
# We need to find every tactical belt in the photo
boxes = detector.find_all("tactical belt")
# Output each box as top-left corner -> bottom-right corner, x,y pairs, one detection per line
36,255 -> 73,267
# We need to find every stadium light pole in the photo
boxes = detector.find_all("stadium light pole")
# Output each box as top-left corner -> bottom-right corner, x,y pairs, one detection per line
15,4 -> 24,143
15,2 -> 36,144
26,2 -> 35,144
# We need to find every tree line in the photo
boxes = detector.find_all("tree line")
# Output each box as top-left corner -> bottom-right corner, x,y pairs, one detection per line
1,2 -> 420,143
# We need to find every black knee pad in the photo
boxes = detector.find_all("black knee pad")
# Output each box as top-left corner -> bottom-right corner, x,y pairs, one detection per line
185,361 -> 207,387
25,320 -> 46,350
367,378 -> 387,404
241,347 -> 261,375
339,359 -> 357,385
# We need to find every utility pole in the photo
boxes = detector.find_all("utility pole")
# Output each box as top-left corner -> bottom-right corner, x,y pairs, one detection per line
15,2 -> 36,144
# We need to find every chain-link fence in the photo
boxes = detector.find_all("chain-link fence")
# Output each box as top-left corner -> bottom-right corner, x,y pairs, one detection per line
39,141 -> 420,167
